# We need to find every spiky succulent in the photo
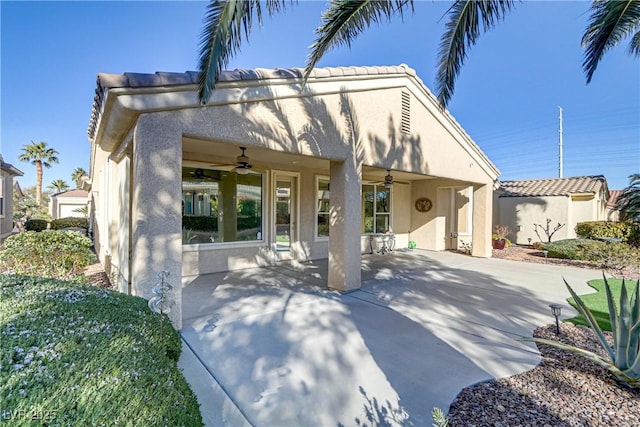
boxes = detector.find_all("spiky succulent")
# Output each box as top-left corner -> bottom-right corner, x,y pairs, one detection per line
524,275 -> 640,388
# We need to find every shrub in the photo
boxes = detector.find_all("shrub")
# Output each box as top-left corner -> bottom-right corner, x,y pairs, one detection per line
182,215 -> 217,232
0,275 -> 203,426
575,240 -> 640,272
50,216 -> 89,230
0,230 -> 95,280
542,239 -> 587,259
575,221 -> 640,245
24,219 -> 48,232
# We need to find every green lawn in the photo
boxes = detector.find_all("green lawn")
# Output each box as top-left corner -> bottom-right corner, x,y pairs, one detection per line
566,278 -> 639,332
0,275 -> 203,426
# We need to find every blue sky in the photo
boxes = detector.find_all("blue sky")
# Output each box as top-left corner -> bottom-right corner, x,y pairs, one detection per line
2,1 -> 638,190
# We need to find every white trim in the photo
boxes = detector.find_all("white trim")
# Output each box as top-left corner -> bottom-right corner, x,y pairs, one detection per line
272,170 -> 300,260
315,174 -> 331,242
180,162 -> 267,246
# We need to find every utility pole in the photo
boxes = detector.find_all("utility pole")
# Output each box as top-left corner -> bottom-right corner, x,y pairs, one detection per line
558,106 -> 563,178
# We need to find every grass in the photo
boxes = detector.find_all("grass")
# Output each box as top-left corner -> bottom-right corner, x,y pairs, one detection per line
566,278 -> 639,332
0,275 -> 203,426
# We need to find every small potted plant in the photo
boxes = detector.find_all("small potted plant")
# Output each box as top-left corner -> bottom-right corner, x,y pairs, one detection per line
492,224 -> 511,250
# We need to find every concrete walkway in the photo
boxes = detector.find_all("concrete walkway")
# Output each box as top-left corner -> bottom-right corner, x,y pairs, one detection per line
178,250 -> 599,427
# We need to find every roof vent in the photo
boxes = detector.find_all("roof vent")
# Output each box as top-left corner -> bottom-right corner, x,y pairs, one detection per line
401,91 -> 411,135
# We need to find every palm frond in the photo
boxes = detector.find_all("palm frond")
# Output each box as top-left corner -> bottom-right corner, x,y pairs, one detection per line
197,0 -> 289,105
304,0 -> 414,83
629,29 -> 640,56
582,0 -> 640,83
616,173 -> 640,221
435,0 -> 516,108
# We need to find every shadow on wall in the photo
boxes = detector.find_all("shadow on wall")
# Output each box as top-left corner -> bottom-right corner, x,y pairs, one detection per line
368,115 -> 426,174
181,253 -> 570,426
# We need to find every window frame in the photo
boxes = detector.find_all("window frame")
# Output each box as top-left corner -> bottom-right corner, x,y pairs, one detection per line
315,175 -> 331,241
362,183 -> 392,234
181,164 -> 266,248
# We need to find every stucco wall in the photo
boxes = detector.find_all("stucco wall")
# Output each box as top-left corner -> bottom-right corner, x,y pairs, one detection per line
498,196 -> 571,244
0,171 -> 15,239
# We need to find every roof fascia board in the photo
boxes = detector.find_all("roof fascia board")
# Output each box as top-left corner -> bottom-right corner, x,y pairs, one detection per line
403,74 -> 500,180
93,73 -> 411,151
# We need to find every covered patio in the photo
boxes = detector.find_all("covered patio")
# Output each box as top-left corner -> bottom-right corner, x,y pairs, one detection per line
179,250 -> 597,426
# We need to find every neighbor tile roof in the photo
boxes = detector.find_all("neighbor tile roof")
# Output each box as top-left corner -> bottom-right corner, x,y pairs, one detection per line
607,189 -> 623,207
53,189 -> 89,198
88,65 -> 416,141
498,175 -> 607,197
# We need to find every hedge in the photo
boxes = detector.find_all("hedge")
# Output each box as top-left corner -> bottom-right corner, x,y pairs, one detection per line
575,221 -> 640,246
0,275 -> 203,426
24,219 -> 48,232
50,217 -> 89,230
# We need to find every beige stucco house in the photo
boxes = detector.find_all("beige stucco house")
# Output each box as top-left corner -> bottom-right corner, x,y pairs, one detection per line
87,64 -> 500,328
49,189 -> 89,219
494,175 -> 609,245
605,189 -> 622,222
0,155 -> 24,242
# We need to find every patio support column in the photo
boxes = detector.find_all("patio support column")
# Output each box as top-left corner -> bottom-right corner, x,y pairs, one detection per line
131,113 -> 183,329
328,159 -> 362,292
471,183 -> 492,258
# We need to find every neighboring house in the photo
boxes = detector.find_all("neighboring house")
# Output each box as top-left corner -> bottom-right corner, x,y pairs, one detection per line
87,64 -> 500,328
49,189 -> 89,219
605,189 -> 622,222
494,175 -> 609,245
0,155 -> 24,241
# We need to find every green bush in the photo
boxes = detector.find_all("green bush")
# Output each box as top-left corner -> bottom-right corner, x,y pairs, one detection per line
542,239 -> 587,259
0,230 -> 95,280
575,240 -> 640,271
24,219 -> 48,232
0,275 -> 203,426
182,215 -> 217,232
575,221 -> 640,246
50,216 -> 89,230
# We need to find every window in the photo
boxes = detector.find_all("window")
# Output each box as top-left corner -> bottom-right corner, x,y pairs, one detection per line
316,178 -> 392,236
362,184 -> 391,233
0,177 -> 4,217
317,179 -> 330,237
182,167 -> 263,244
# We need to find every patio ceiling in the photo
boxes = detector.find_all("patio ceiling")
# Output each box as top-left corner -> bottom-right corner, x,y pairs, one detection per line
183,136 -> 433,182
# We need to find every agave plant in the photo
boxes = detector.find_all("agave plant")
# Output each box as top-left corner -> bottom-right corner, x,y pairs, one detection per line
524,275 -> 640,388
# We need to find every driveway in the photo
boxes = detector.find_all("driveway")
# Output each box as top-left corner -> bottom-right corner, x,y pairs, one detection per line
179,250 -> 598,427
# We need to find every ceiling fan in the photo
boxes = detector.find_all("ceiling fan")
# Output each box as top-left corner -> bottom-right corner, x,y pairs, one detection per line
234,146 -> 252,175
201,146 -> 253,175
188,168 -> 217,181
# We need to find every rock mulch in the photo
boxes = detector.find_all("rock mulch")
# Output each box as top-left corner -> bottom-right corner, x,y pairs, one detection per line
491,245 -> 639,279
448,323 -> 639,426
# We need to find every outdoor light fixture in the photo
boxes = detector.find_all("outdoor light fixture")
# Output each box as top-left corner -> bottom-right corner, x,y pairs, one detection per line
549,303 -> 562,335
543,250 -> 549,263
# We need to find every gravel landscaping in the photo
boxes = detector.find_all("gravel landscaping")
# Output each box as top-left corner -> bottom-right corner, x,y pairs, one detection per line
448,323 -> 640,426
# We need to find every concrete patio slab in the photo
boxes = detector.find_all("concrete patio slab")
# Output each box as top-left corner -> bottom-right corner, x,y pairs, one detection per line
180,250 -> 601,426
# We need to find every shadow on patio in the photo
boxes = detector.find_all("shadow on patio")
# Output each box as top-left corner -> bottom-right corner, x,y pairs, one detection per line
180,250 -> 579,426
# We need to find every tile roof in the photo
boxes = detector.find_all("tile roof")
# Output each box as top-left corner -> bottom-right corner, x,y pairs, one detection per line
498,175 -> 607,197
88,65 -> 416,141
607,189 -> 623,207
52,189 -> 89,198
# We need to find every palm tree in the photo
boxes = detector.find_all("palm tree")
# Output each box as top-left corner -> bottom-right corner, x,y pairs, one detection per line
197,0 -> 639,108
47,179 -> 70,193
18,141 -> 59,206
617,174 -> 640,222
71,167 -> 88,188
